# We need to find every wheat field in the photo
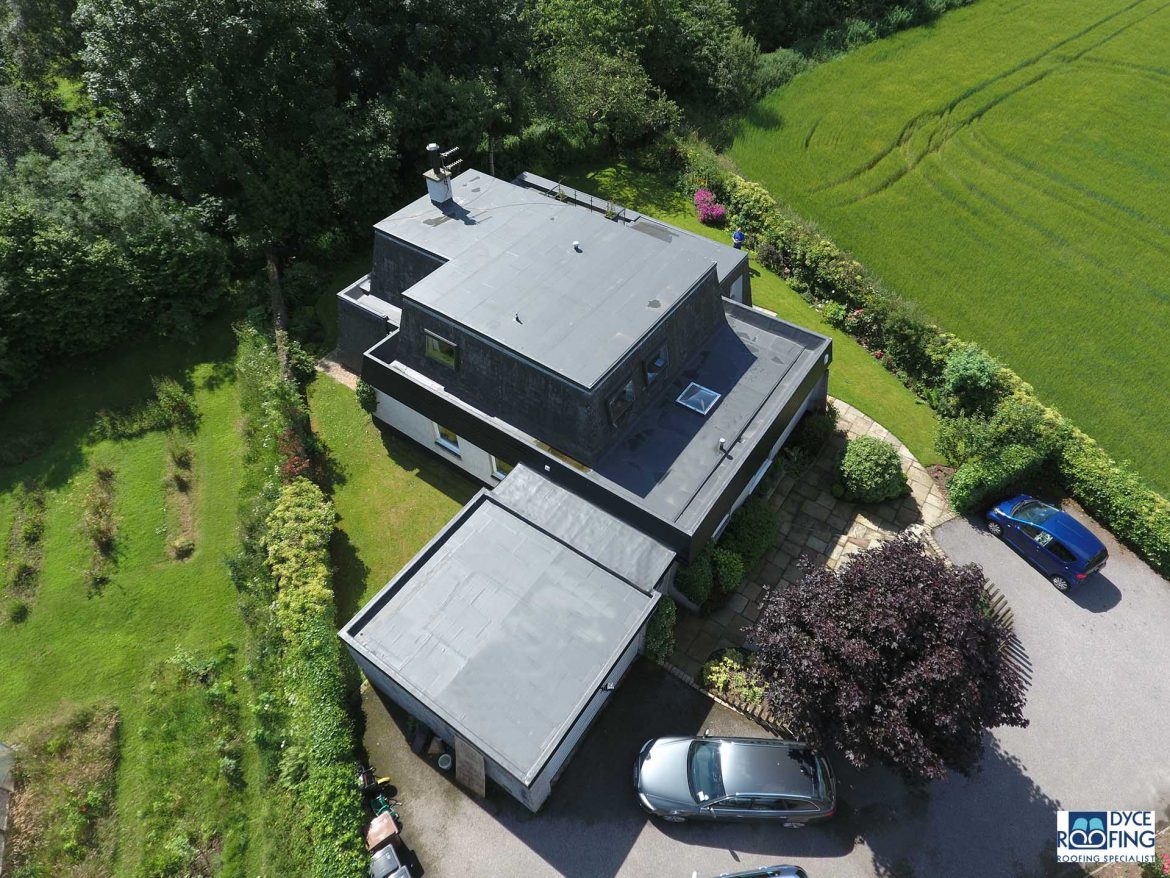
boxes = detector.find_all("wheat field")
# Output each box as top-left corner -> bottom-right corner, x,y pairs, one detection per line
731,0 -> 1170,494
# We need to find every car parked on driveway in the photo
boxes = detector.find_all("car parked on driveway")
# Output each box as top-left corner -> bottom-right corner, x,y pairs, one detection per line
634,735 -> 835,825
985,495 -> 1107,591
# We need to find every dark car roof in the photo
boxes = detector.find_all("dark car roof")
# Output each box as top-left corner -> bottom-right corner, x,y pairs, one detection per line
720,740 -> 819,798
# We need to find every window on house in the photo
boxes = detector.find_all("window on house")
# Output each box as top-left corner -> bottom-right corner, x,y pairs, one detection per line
608,377 -> 636,425
434,424 -> 461,456
677,382 -> 721,415
491,457 -> 514,480
643,346 -> 669,386
424,331 -> 459,369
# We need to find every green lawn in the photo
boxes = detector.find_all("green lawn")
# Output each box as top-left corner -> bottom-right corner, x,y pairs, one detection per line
562,163 -> 942,463
0,324 -> 251,876
308,376 -> 476,617
729,0 -> 1170,494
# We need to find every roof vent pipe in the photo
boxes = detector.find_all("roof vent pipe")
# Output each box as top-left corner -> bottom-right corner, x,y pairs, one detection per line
426,143 -> 443,176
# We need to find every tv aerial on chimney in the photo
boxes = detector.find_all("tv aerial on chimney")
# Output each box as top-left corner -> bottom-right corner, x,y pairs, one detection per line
425,143 -> 463,204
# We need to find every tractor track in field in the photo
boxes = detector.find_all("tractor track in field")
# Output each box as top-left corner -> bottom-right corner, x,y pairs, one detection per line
804,0 -> 1170,204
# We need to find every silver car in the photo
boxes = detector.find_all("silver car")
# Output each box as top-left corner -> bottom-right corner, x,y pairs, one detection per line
634,735 -> 836,825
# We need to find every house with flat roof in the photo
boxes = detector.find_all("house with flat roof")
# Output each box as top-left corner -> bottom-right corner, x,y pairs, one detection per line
337,149 -> 832,811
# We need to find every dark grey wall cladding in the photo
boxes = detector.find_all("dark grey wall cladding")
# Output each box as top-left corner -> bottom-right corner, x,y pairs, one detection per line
371,232 -> 445,305
337,297 -> 394,372
395,266 -> 726,465
591,267 -> 725,432
397,306 -> 598,462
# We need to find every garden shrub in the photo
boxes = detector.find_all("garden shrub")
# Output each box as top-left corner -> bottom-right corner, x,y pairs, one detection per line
835,436 -> 908,503
719,497 -> 778,568
700,649 -> 765,706
947,444 -> 1046,514
694,188 -> 727,226
725,177 -> 776,236
355,379 -> 377,414
644,598 -> 678,662
711,547 -> 746,594
941,344 -> 1005,416
675,548 -> 714,606
821,300 -> 848,328
755,48 -> 810,92
935,415 -> 997,467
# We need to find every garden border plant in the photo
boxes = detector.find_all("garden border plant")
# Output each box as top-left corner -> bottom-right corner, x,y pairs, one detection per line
4,480 -> 46,622
669,139 -> 1170,580
82,463 -> 118,594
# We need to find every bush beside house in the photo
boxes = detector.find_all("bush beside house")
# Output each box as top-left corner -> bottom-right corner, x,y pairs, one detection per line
834,436 -> 908,503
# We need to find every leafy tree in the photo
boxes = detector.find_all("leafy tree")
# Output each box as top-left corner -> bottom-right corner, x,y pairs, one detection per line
77,0 -> 398,328
751,536 -> 1028,781
0,125 -> 226,400
546,50 -> 679,148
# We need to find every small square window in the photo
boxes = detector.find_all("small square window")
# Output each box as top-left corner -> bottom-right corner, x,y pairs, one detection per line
643,346 -> 669,386
434,424 -> 461,455
608,377 -> 636,425
491,457 -> 514,480
424,331 -> 459,369
677,382 -> 721,416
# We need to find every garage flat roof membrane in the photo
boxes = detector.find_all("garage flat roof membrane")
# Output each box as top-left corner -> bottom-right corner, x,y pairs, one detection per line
343,485 -> 666,784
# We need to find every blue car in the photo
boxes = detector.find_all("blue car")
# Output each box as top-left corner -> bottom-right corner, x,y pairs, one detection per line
985,495 -> 1107,591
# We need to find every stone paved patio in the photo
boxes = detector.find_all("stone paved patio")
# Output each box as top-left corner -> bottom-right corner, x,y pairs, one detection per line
669,398 -> 955,679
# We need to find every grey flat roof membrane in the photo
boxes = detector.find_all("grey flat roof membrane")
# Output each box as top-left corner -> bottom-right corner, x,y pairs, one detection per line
492,464 -> 675,590
594,302 -> 830,521
343,489 -> 662,785
374,170 -> 741,389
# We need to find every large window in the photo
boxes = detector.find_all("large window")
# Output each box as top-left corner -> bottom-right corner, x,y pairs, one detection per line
424,330 -> 459,369
491,457 -> 514,481
608,377 -> 636,425
643,346 -> 669,386
434,423 -> 461,456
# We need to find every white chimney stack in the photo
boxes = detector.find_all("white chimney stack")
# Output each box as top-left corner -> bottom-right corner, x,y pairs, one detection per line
425,142 -> 453,205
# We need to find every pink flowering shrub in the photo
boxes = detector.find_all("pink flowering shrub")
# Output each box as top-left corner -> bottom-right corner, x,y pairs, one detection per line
693,188 -> 727,226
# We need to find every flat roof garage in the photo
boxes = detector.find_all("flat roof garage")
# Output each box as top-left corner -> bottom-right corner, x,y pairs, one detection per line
341,468 -> 672,810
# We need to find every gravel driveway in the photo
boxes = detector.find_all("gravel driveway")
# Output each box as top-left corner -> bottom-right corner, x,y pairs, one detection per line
361,508 -> 1170,878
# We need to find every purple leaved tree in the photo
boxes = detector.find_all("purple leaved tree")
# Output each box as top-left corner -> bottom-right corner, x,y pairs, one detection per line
750,535 -> 1028,782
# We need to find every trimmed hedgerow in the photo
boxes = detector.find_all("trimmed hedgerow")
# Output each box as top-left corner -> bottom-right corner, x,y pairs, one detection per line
1058,429 -> 1170,575
711,547 -> 745,594
719,497 -> 778,569
644,597 -> 678,662
834,436 -> 908,504
947,444 -> 1047,514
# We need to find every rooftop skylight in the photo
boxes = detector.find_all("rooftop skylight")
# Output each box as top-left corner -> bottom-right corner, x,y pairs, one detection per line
676,382 -> 721,416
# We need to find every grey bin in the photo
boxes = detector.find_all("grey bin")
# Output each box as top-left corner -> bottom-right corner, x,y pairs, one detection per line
369,844 -> 411,878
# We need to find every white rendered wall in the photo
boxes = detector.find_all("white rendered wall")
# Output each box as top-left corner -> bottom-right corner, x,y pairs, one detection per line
373,389 -> 507,487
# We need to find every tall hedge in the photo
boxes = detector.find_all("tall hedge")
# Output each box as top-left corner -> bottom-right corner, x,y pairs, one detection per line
1058,429 -> 1170,574
265,479 -> 366,878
